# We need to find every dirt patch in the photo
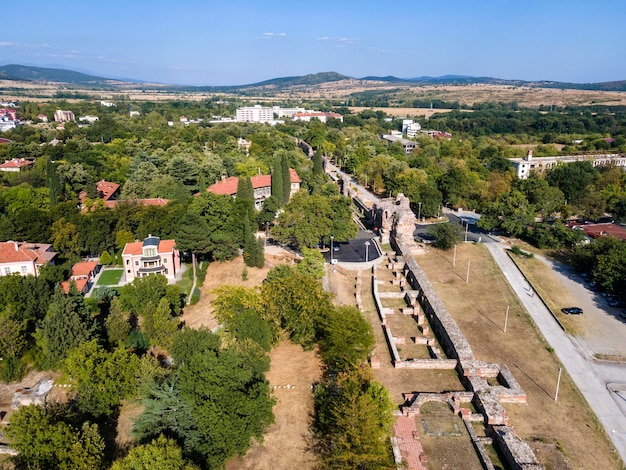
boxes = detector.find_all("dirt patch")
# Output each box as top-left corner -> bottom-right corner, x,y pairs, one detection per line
225,341 -> 322,470
0,370 -> 66,428
180,253 -> 292,330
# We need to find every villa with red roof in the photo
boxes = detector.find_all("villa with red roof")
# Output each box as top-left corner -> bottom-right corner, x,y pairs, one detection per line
207,168 -> 301,209
0,158 -> 35,172
0,241 -> 57,277
60,260 -> 101,294
122,235 -> 180,282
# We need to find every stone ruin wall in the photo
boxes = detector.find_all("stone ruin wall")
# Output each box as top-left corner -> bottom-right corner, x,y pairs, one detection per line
371,196 -> 542,469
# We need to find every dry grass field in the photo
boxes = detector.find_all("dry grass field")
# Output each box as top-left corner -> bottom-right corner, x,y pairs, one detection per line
416,243 -> 621,469
2,78 -> 625,108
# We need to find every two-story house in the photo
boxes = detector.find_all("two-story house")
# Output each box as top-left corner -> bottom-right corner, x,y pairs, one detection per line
122,235 -> 180,282
0,241 -> 57,277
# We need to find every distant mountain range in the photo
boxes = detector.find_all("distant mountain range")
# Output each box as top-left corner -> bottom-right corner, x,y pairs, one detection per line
1,64 -> 625,92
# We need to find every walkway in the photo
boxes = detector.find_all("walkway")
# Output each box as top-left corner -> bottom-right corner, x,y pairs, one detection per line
485,242 -> 626,462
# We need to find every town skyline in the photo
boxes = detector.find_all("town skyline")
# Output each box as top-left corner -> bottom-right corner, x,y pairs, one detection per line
2,0 -> 625,86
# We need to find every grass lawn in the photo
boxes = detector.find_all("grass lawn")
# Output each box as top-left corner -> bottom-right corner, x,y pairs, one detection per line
97,268 -> 123,286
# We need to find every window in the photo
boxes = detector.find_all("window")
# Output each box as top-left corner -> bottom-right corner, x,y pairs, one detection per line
21,265 -> 27,273
163,258 -> 167,263
4,267 -> 10,275
126,259 -> 130,265
135,261 -> 139,266
127,269 -> 131,273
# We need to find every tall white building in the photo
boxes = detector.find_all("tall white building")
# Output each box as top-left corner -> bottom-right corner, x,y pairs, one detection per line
236,105 -> 276,123
402,119 -> 421,138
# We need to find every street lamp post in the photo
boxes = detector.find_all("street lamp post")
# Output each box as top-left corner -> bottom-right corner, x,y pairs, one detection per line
365,241 -> 370,262
418,202 -> 422,222
265,222 -> 269,247
330,236 -> 334,264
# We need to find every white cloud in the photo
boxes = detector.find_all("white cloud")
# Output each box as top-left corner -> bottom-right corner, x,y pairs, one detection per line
258,32 -> 287,40
0,42 -> 16,47
316,36 -> 330,41
337,37 -> 360,45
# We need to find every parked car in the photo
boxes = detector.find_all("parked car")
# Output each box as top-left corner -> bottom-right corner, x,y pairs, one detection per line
561,307 -> 583,315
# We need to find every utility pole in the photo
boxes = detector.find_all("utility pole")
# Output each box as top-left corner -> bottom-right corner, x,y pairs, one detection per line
453,243 -> 457,267
418,202 -> 422,222
466,259 -> 471,284
504,305 -> 509,333
555,367 -> 563,402
464,222 -> 469,242
365,241 -> 370,262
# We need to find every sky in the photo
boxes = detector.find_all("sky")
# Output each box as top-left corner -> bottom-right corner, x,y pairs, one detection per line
1,0 -> 625,86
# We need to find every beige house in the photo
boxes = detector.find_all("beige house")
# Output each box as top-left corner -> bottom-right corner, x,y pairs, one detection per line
0,241 -> 57,277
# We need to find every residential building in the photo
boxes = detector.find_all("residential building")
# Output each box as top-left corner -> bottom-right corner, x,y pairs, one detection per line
60,260 -> 101,294
509,150 -> 626,179
207,168 -> 301,210
100,101 -> 115,107
0,158 -> 35,172
78,180 -> 120,206
402,119 -> 422,138
238,138 -> 252,155
54,110 -> 75,123
0,108 -> 17,121
235,105 -> 308,123
380,134 -> 417,155
0,118 -> 16,132
37,114 -> 48,123
236,105 -> 276,123
78,115 -> 99,123
122,235 -> 180,282
292,112 -> 343,123
129,110 -> 140,117
0,241 -> 57,277
567,222 -> 626,242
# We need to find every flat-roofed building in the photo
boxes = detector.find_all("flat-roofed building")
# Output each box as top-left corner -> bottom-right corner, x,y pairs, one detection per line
509,150 -> 626,179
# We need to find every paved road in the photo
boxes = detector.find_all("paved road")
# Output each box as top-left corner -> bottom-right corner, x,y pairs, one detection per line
485,242 -> 626,461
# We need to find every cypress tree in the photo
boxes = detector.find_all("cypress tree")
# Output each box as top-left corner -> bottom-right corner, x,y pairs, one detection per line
272,160 -> 283,207
281,154 -> 291,205
313,151 -> 324,175
46,157 -> 62,205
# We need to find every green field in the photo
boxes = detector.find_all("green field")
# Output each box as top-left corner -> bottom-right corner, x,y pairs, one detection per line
97,269 -> 124,286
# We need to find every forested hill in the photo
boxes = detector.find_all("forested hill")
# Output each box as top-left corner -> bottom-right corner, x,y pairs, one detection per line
1,63 -> 625,91
0,64 -> 121,85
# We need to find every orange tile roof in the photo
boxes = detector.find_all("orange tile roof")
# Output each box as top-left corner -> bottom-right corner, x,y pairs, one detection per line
0,158 -> 34,169
207,169 -> 300,196
123,238 -> 177,256
71,261 -> 99,277
250,174 -> 272,189
60,278 -> 88,294
0,241 -> 56,264
289,168 -> 301,183
207,176 -> 239,196
96,180 -> 120,200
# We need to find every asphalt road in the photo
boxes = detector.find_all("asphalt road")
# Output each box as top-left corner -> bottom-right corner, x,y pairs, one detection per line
486,242 -> 626,461
322,230 -> 380,263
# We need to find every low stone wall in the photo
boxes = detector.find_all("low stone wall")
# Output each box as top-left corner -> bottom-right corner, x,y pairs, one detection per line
491,426 -> 544,470
395,358 -> 458,369
463,418 -> 497,470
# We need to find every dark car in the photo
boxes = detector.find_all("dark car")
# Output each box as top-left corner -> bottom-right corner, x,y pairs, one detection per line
561,307 -> 583,315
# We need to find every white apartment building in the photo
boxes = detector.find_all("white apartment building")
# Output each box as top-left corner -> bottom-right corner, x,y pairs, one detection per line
509,150 -> 626,179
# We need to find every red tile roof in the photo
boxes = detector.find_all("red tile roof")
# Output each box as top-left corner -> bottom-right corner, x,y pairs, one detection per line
71,261 -> 99,278
60,278 -> 88,294
0,138 -> 12,144
0,241 -> 56,265
208,176 -> 239,196
289,168 -> 301,183
571,222 -> 626,241
0,158 -> 34,170
122,238 -> 177,256
96,180 -> 120,200
207,169 -> 300,196
250,174 -> 272,189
